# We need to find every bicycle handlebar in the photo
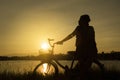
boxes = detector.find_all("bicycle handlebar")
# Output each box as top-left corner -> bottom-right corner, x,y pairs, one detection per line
48,38 -> 56,47
48,38 -> 62,54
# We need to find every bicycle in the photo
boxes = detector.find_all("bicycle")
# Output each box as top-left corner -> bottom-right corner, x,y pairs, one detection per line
33,38 -> 105,78
33,38 -> 75,76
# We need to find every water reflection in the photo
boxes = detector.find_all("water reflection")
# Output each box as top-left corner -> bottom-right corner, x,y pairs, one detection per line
43,63 -> 48,74
0,60 -> 120,74
35,63 -> 57,75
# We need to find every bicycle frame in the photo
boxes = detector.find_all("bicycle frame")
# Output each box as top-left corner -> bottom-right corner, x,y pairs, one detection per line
33,38 -> 76,76
34,38 -> 105,77
48,38 -> 75,70
48,38 -> 67,69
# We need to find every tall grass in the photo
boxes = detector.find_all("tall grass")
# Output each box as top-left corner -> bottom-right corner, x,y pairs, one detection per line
0,69 -> 120,80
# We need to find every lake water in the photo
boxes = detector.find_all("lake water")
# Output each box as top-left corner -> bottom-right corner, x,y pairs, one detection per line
0,60 -> 120,73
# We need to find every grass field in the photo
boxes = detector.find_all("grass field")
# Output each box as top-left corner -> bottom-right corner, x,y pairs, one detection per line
0,69 -> 120,80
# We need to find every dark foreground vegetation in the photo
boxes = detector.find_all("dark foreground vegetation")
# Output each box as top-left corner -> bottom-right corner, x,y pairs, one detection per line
0,69 -> 120,80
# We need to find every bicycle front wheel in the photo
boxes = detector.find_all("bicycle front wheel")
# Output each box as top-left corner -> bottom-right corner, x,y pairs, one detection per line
33,61 -> 58,76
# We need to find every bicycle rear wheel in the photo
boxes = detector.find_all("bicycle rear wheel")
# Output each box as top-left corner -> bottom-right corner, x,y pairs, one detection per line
33,61 -> 58,76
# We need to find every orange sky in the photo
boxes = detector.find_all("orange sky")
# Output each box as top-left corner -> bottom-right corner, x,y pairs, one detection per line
0,0 -> 120,56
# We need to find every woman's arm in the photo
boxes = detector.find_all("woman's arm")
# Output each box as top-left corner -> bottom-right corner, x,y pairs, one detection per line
56,30 -> 76,44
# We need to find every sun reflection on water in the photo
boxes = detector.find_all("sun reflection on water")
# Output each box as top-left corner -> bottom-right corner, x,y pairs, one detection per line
43,63 -> 48,74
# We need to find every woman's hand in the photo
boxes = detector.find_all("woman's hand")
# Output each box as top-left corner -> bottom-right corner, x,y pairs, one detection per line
55,41 -> 63,45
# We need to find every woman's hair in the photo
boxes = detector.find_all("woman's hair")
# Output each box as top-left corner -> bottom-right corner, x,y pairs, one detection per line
79,14 -> 91,25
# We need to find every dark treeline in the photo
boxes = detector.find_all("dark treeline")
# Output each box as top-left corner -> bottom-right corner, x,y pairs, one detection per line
0,51 -> 120,60
67,51 -> 120,60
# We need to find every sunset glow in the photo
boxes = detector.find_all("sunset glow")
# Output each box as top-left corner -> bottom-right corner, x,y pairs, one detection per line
0,0 -> 120,56
41,43 -> 49,50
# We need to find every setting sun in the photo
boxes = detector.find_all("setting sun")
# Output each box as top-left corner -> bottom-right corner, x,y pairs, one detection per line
41,43 -> 49,50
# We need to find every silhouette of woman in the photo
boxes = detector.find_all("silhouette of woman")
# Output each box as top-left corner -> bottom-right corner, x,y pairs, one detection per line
56,14 -> 104,79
